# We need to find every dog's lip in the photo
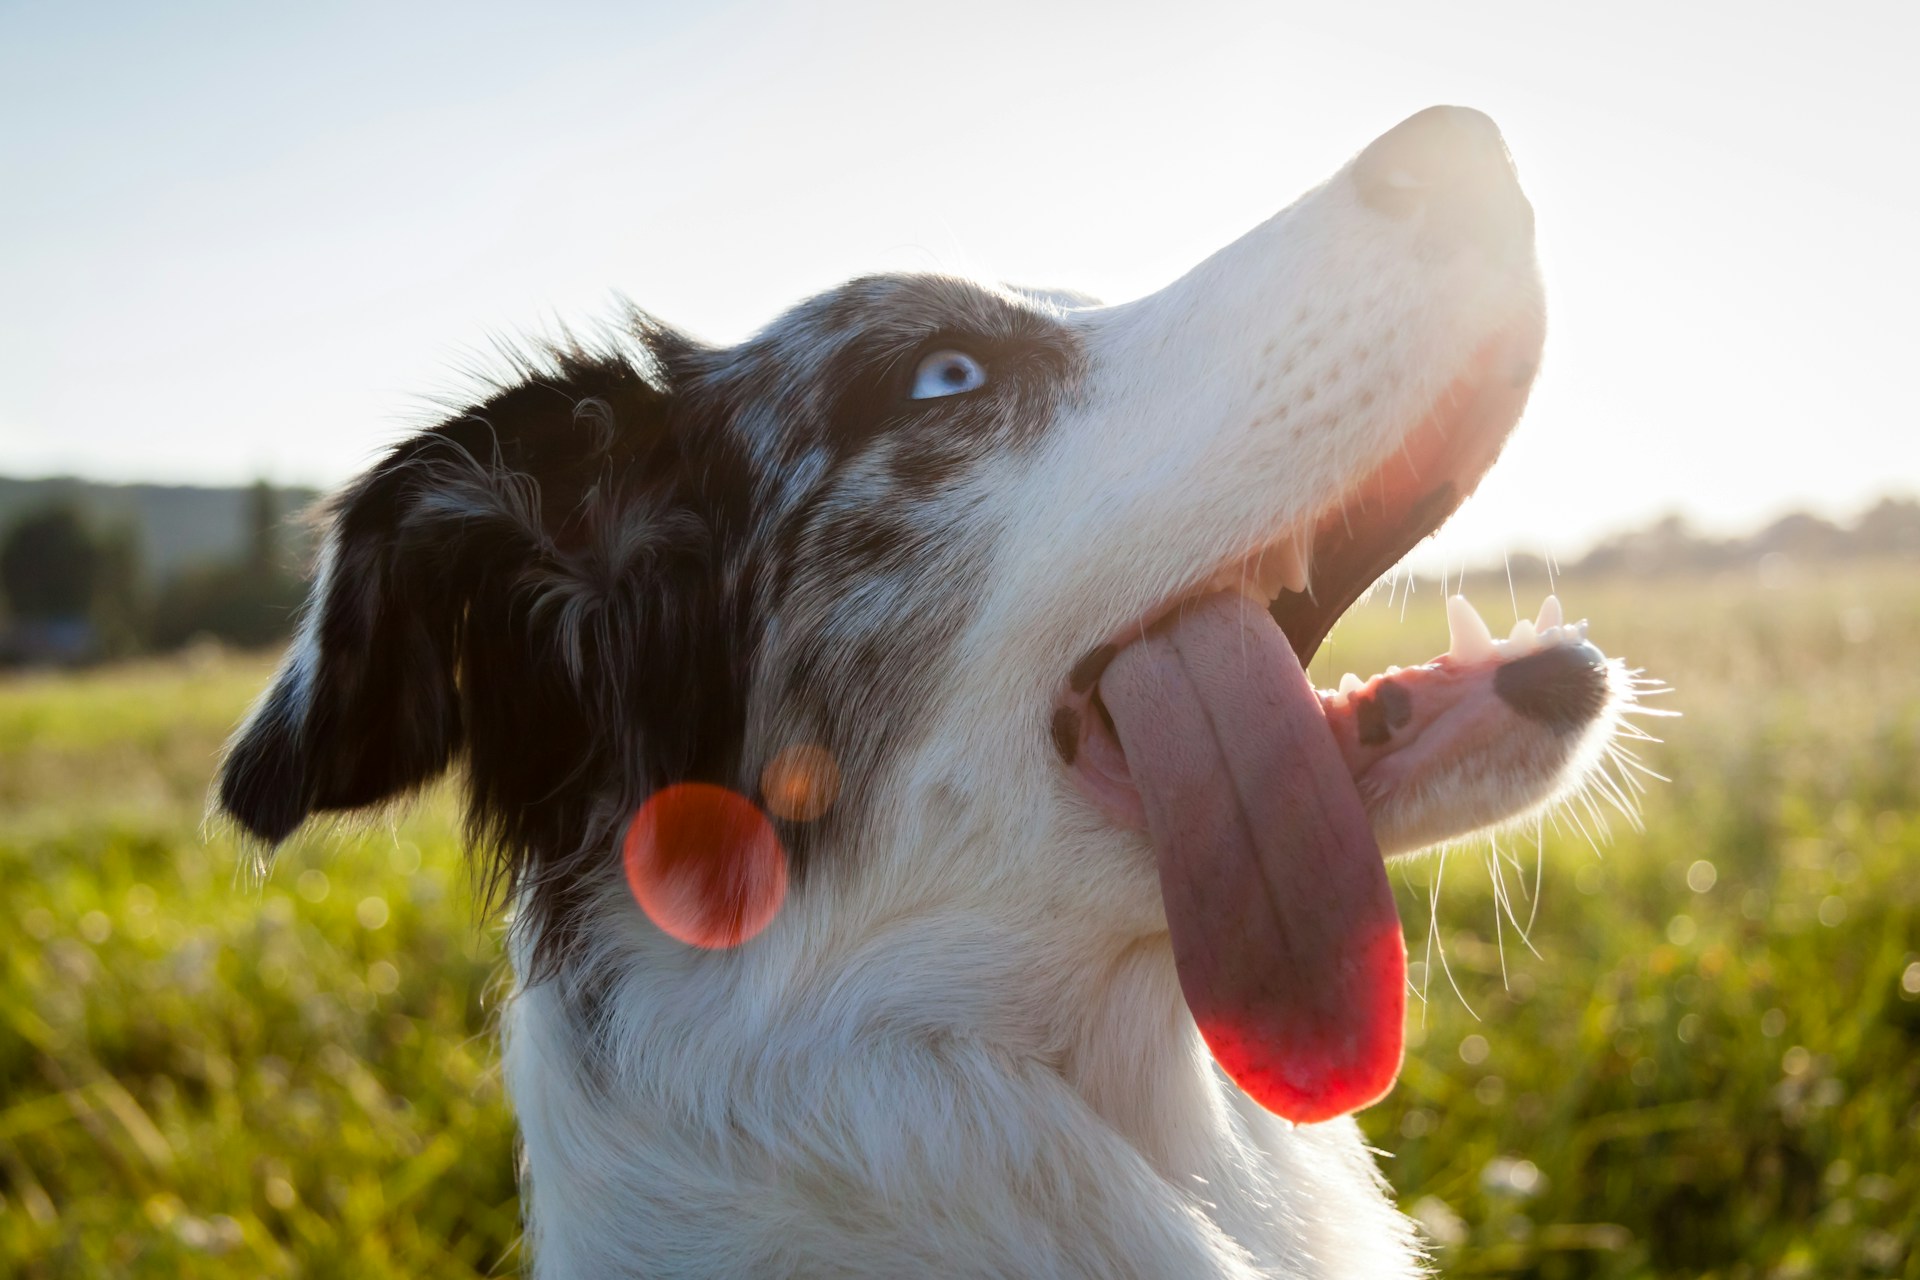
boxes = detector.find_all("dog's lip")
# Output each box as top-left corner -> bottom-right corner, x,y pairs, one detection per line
1052,317 -> 1545,812
1268,323 -> 1544,668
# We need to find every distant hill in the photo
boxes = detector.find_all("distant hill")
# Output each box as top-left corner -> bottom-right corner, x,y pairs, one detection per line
1566,495 -> 1920,577
3,474 -> 1914,593
0,477 -> 321,585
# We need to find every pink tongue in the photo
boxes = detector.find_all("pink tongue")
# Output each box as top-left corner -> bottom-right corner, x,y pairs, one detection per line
1099,592 -> 1406,1123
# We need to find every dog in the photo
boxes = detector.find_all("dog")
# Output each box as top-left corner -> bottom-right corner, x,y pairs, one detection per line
218,106 -> 1648,1277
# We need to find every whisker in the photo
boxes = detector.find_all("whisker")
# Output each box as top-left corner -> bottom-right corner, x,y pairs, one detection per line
1525,821 -> 1545,939
1430,849 -> 1481,1022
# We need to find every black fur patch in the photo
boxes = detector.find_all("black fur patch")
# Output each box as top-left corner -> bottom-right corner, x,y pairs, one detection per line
218,278 -> 1082,976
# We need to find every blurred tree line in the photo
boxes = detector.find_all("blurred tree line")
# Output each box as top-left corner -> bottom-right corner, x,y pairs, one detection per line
0,481 -> 307,666
2,484 -> 1916,668
1568,496 -> 1920,577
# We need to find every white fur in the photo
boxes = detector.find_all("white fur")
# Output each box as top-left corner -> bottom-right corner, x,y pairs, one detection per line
500,142 -> 1556,1278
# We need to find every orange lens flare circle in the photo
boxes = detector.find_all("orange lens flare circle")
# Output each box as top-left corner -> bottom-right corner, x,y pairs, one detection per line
622,784 -> 788,949
760,744 -> 841,823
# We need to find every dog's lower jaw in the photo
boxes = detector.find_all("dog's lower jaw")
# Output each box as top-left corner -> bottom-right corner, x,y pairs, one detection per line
502,881 -> 1424,1280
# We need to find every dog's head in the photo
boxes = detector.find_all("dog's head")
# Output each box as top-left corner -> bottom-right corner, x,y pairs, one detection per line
216,274 -> 1087,954
220,107 -> 1638,1123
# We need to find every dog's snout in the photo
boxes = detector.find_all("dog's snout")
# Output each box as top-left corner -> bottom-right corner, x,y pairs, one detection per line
1353,105 -> 1534,252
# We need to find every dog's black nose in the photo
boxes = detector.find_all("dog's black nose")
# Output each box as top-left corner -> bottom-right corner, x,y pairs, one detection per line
1353,106 -> 1534,252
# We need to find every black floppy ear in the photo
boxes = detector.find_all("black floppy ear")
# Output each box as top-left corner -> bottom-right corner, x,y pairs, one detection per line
217,438 -> 468,845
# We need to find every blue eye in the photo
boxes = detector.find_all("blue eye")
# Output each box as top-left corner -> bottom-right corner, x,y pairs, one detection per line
909,350 -> 987,400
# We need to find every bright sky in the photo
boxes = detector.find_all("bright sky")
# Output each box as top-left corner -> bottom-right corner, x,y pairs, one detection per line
2,0 -> 1914,567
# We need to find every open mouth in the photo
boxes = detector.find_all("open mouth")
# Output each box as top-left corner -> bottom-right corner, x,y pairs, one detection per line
1049,319 -> 1616,1126
1053,326 -> 1555,824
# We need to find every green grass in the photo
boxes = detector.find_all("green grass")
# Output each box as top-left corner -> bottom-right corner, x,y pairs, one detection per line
2,565 -> 1917,1277
1318,564 -> 1920,1279
0,659 -> 516,1278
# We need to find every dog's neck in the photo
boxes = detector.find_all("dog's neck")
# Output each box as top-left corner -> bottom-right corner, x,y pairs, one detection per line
510,820 -> 1421,1278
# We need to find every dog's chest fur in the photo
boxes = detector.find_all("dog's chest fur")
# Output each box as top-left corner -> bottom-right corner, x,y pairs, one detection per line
505,871 -> 1422,1278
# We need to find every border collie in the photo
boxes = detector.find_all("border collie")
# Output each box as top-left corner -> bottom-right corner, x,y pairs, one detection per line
219,106 -> 1649,1277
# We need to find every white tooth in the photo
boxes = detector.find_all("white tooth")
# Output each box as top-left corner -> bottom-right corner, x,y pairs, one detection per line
1509,618 -> 1538,651
1574,619 -> 1590,640
1271,534 -> 1310,595
1208,563 -> 1267,603
1535,594 -> 1563,631
1386,665 -> 1402,676
1339,672 -> 1364,695
1446,594 -> 1497,663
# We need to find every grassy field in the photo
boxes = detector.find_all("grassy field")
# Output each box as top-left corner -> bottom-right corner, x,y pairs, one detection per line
2,564 -> 1916,1278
